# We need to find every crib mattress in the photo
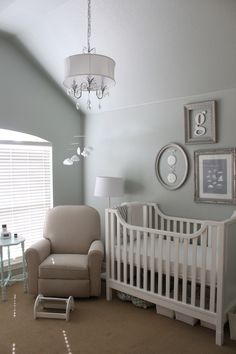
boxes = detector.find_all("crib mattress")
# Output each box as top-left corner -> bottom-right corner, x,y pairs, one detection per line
114,239 -> 217,285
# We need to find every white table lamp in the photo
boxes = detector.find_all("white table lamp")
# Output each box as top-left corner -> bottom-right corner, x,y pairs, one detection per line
94,176 -> 124,207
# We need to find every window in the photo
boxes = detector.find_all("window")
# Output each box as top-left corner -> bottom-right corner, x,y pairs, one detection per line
0,129 -> 53,260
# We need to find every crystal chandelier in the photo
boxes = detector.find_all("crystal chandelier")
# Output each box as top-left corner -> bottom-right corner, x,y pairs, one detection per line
63,0 -> 116,110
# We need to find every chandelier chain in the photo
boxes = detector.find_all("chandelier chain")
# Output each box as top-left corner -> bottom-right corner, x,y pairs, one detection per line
87,0 -> 91,52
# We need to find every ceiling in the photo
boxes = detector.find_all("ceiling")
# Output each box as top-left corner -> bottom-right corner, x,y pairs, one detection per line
0,0 -> 236,112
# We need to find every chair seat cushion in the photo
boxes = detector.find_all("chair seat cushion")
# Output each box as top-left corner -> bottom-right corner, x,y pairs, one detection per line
39,254 -> 89,280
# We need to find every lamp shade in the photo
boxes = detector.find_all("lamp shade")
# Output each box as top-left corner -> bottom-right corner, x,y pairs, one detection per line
94,176 -> 124,198
63,53 -> 116,90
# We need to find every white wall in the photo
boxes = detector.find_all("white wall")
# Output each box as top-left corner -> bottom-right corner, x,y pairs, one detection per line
6,0 -> 236,113
83,1 -> 236,237
0,33 -> 83,206
84,88 -> 236,237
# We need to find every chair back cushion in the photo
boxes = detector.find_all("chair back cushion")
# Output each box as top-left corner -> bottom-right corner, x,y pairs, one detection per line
43,205 -> 100,254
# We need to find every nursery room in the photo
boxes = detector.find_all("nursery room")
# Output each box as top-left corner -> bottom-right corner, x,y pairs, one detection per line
0,0 -> 236,353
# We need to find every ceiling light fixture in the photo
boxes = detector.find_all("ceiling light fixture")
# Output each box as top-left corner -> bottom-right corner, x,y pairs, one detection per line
63,0 -> 116,111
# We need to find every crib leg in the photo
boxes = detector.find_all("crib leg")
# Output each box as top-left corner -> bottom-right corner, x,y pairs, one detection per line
215,324 -> 224,346
106,284 -> 112,301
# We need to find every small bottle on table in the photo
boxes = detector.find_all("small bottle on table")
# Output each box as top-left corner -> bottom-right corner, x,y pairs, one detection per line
1,224 -> 11,239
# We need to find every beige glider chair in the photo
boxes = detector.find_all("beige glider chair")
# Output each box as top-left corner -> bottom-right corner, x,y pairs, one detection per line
25,205 -> 104,298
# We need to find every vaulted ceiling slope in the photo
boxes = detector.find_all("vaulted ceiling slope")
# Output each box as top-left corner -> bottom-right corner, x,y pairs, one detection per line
0,0 -> 236,112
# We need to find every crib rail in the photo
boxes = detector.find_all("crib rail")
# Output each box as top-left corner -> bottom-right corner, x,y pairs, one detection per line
106,208 -> 223,316
145,203 -> 203,234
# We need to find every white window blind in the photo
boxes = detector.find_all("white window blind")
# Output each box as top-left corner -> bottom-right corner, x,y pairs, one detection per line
0,143 -> 53,260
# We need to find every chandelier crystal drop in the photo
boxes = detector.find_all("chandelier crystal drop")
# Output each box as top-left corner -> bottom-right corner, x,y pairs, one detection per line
63,0 -> 115,110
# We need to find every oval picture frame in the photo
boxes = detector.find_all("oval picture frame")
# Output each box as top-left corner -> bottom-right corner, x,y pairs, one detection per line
155,143 -> 188,190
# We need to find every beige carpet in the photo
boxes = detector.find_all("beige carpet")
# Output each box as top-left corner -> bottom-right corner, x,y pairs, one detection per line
0,282 -> 236,354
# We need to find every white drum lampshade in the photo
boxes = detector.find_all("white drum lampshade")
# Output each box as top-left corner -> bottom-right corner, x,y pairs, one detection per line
63,53 -> 115,90
94,176 -> 124,207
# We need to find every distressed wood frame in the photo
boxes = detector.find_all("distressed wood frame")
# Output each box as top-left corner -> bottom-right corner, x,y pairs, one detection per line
184,100 -> 216,144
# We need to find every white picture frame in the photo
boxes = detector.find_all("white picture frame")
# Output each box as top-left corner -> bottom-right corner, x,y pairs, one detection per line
184,100 -> 216,144
155,143 -> 188,190
194,148 -> 236,204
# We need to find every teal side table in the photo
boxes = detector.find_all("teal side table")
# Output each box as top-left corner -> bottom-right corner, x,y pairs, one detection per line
0,236 -> 27,301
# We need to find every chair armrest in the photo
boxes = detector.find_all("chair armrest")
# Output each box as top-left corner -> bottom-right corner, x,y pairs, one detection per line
88,240 -> 104,259
25,238 -> 51,295
88,240 -> 104,296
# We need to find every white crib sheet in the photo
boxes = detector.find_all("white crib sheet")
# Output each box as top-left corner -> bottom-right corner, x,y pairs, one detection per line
114,238 -> 216,285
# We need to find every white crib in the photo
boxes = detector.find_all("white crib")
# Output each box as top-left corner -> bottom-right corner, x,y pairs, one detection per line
105,203 -> 236,345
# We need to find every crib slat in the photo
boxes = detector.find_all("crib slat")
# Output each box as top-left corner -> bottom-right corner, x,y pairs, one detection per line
200,229 -> 207,309
155,209 -> 158,229
158,215 -> 161,230
110,213 -> 116,280
173,220 -> 177,233
150,233 -> 155,293
166,235 -> 171,297
143,232 -> 148,290
180,221 -> 183,235
210,225 -> 217,312
130,230 -> 134,286
136,231 -> 141,288
182,238 -> 188,303
207,224 -> 212,248
123,227 -> 127,284
174,237 -> 179,300
161,217 -> 164,230
191,238 -> 197,306
149,206 -> 153,228
186,222 -> 190,234
143,206 -> 148,228
158,234 -> 163,295
117,221 -> 121,282
167,219 -> 171,231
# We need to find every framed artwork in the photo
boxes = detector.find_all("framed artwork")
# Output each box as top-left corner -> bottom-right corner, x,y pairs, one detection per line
184,100 -> 216,144
194,148 -> 236,204
155,143 -> 188,190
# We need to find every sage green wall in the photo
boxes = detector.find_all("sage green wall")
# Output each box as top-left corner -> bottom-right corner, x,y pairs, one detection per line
84,88 -> 236,236
0,34 -> 83,206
